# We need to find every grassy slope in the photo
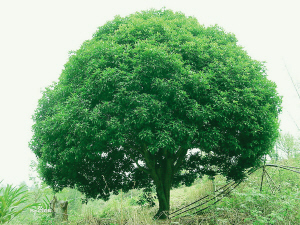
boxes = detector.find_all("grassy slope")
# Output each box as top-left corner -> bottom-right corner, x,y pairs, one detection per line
12,156 -> 300,225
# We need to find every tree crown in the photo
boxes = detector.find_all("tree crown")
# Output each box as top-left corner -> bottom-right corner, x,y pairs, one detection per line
30,9 -> 282,200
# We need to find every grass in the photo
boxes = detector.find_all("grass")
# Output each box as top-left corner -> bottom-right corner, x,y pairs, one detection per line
0,181 -> 38,224
3,156 -> 300,224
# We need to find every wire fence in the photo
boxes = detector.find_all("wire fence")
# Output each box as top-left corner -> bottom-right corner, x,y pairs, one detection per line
33,163 -> 300,222
166,163 -> 300,219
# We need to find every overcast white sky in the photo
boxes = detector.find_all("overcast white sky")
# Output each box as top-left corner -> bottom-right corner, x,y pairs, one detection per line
0,0 -> 299,186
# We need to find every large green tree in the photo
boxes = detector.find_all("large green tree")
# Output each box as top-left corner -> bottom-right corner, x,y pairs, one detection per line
30,9 -> 281,218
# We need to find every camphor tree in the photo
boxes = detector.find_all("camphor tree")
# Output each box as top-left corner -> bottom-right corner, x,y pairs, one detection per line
30,9 -> 282,219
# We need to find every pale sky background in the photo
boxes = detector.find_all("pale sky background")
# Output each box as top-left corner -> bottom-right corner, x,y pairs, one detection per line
0,0 -> 299,186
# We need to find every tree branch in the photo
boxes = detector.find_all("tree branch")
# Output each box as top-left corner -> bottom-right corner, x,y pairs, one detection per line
174,147 -> 188,173
125,146 -> 151,175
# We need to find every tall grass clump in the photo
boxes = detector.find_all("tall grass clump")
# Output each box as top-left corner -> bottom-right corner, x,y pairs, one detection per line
0,181 -> 38,224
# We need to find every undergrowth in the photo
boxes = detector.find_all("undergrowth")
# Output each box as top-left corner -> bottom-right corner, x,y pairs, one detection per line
3,156 -> 300,225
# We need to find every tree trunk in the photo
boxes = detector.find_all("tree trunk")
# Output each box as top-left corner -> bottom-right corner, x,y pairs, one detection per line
154,182 -> 171,219
153,157 -> 173,220
142,148 -> 175,220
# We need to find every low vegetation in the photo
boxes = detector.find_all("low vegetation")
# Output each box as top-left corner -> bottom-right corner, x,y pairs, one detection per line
0,154 -> 298,224
0,182 -> 38,224
1,132 -> 299,224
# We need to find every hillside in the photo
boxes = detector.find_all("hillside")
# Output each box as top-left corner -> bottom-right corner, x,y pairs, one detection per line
4,156 -> 299,225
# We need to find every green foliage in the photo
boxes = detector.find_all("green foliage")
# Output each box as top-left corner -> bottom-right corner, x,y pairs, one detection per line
213,156 -> 300,224
30,8 -> 282,216
33,213 -> 55,225
40,195 -> 51,210
7,155 -> 300,224
0,181 -> 38,224
218,186 -> 299,224
136,187 -> 156,207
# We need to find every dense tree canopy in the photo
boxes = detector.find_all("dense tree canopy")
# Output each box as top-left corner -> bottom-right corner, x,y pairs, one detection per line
30,9 -> 281,218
